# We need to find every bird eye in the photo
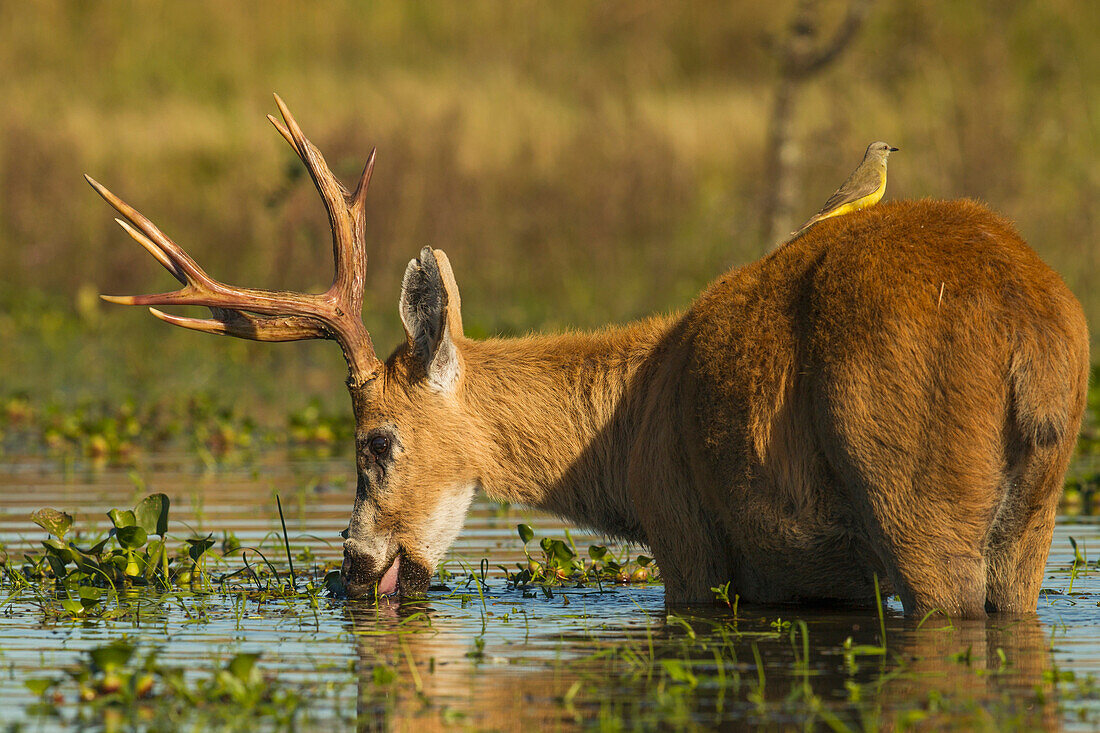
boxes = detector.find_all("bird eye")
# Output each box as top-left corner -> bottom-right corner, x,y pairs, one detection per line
368,435 -> 391,458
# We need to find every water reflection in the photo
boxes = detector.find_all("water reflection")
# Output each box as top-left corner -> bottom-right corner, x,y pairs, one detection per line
0,448 -> 1097,729
341,595 -> 1063,730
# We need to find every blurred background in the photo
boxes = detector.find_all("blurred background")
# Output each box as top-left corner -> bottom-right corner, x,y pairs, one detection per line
2,0 -> 1097,416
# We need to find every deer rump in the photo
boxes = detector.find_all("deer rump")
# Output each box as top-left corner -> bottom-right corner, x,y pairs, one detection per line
90,99 -> 1087,619
642,198 -> 1088,617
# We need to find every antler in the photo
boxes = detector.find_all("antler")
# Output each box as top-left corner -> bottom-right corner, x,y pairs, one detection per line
88,94 -> 382,386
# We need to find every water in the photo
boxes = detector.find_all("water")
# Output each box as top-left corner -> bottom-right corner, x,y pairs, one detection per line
1,447 -> 1099,730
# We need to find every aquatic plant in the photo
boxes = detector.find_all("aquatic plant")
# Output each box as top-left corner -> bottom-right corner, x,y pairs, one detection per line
499,523 -> 658,591
25,640 -> 312,730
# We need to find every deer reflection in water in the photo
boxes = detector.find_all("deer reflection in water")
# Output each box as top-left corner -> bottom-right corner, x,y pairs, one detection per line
343,600 -> 1058,731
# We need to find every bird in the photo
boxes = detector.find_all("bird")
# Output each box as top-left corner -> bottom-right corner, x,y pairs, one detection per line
795,141 -> 899,233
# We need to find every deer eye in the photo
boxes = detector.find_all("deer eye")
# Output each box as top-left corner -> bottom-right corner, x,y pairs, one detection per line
368,435 -> 391,458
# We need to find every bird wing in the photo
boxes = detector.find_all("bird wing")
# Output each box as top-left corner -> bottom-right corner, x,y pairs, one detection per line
812,172 -> 881,218
795,166 -> 884,232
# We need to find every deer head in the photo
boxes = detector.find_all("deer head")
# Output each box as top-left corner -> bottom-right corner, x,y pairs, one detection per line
90,95 -> 478,598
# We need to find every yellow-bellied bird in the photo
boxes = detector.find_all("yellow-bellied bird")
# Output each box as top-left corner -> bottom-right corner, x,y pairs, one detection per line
796,141 -> 898,233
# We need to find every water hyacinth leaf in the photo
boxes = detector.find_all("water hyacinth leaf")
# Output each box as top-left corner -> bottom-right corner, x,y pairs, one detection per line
107,509 -> 137,529
636,555 -> 653,567
588,545 -> 608,561
78,586 -> 103,601
60,599 -> 85,615
539,537 -> 553,554
42,538 -> 74,563
45,554 -> 69,579
517,523 -> 534,545
187,535 -> 215,562
31,508 -> 73,539
550,539 -> 575,562
70,546 -> 100,574
116,525 -> 148,550
226,652 -> 261,681
143,539 -> 165,580
74,536 -> 111,557
135,493 -> 170,536
89,641 -> 135,673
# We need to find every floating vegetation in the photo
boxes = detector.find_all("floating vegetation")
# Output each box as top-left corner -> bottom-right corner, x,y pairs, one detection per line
1,493 -> 336,624
0,391 -> 346,466
3,415 -> 1100,729
24,641 -> 319,730
497,523 -> 658,591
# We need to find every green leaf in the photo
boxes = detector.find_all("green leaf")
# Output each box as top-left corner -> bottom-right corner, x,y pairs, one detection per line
588,545 -> 608,561
115,525 -> 148,550
143,539 -> 165,580
59,599 -> 84,615
69,546 -> 100,575
31,508 -> 73,539
226,652 -> 261,681
89,641 -> 135,673
550,540 -> 575,562
78,586 -> 103,601
636,555 -> 653,567
107,509 -> 136,529
74,536 -> 111,557
187,535 -> 215,562
42,538 -> 74,563
45,554 -> 69,579
135,494 -> 170,536
517,524 -> 534,545
539,537 -> 553,554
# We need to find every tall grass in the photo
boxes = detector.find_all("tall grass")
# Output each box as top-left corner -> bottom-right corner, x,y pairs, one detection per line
2,1 -> 1097,406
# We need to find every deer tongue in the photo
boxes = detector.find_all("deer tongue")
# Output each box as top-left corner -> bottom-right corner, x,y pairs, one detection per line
379,554 -> 400,595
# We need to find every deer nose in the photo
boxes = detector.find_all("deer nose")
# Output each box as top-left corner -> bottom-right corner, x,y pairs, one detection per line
341,538 -> 383,590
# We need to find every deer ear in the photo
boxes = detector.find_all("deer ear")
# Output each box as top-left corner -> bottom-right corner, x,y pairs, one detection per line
399,247 -> 462,392
431,248 -> 464,339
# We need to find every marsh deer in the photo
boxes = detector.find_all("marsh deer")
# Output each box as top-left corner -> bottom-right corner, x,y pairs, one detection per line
90,97 -> 1088,618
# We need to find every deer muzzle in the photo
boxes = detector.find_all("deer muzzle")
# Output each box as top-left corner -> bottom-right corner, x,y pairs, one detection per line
341,537 -> 399,597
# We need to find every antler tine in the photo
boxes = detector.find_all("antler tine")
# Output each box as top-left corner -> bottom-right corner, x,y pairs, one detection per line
269,94 -> 367,323
89,97 -> 383,387
351,148 -> 377,218
267,114 -> 295,149
86,175 -> 209,288
149,308 -> 327,341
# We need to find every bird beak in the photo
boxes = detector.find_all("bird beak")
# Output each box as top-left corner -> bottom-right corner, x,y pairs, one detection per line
889,146 -> 899,152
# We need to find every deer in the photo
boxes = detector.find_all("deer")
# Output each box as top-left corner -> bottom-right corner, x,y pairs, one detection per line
88,96 -> 1089,618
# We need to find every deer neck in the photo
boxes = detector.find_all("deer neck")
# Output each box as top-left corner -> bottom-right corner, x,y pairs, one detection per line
458,316 -> 676,543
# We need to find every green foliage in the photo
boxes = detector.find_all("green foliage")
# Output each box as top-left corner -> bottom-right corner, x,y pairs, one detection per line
31,508 -> 73,539
9,494 -> 269,618
25,642 -> 308,728
499,524 -> 658,590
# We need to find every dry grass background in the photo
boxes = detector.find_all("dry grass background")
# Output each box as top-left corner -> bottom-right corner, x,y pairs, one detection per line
2,0 -> 1097,413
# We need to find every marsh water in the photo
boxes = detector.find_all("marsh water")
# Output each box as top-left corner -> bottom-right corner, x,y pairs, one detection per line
2,446 -> 1099,730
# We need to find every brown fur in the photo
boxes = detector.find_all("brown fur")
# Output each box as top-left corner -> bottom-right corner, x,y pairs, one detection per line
342,199 -> 1087,618
94,124 -> 1086,617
